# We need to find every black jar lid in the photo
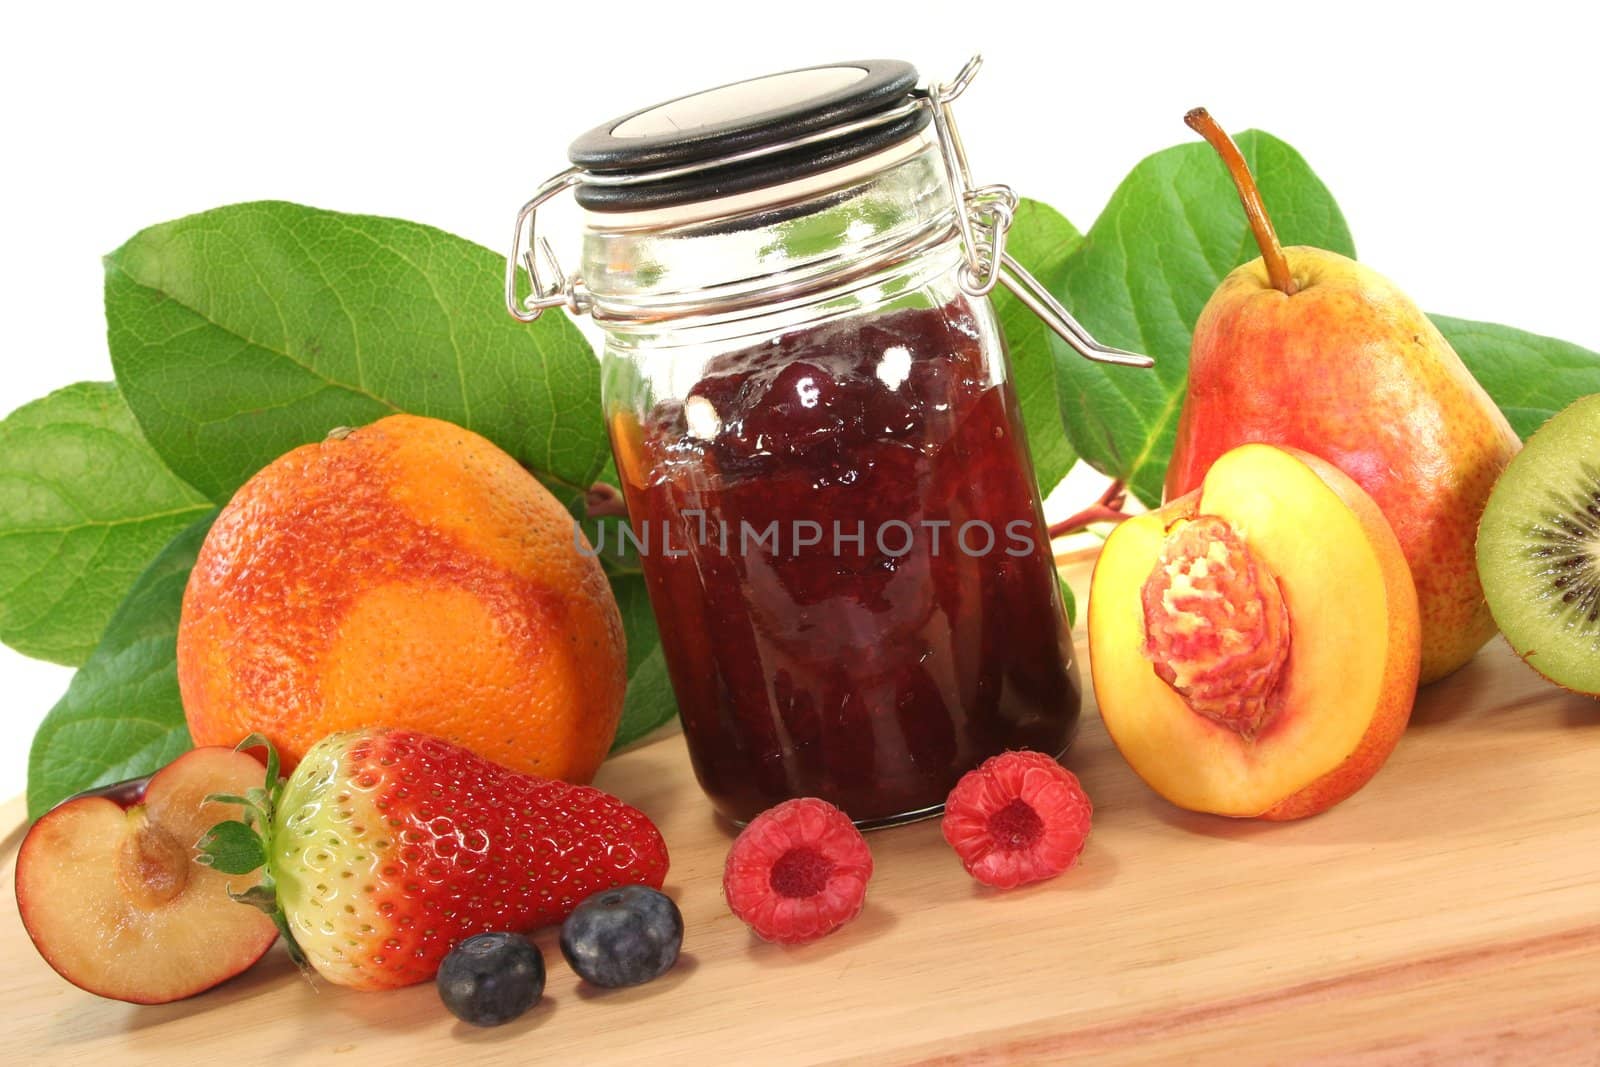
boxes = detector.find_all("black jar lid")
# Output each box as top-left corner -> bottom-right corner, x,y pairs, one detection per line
567,60 -> 931,211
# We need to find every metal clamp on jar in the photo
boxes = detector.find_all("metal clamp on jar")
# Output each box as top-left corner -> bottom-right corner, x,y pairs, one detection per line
507,56 -> 1150,826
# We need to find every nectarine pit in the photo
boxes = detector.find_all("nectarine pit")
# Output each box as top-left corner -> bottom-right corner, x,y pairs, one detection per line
113,809 -> 191,909
1139,516 -> 1290,738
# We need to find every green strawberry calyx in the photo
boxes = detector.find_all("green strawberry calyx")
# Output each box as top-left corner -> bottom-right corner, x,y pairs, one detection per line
194,733 -> 307,967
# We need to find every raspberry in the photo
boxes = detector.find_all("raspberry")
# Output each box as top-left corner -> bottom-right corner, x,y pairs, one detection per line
722,798 -> 873,944
941,751 -> 1093,889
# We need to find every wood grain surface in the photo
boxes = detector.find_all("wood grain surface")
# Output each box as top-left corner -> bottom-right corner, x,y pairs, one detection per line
3,564 -> 1598,1065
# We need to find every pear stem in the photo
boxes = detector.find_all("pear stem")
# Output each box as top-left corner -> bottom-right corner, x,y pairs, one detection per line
1184,108 -> 1297,296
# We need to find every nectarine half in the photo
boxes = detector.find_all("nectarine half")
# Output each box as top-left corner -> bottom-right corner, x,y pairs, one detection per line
1089,444 -> 1420,819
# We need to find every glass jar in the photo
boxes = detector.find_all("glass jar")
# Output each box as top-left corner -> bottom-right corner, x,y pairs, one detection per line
507,58 -> 1149,826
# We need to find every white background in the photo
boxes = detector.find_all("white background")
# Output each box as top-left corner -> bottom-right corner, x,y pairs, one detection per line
2,2 -> 1595,800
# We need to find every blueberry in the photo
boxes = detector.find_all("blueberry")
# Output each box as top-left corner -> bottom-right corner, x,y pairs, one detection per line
436,932 -> 544,1026
559,885 -> 683,988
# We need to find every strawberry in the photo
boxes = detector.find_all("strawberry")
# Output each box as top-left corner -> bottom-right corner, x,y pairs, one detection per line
197,728 -> 668,990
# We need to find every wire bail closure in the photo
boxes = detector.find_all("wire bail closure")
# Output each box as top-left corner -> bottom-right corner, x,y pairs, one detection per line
505,167 -> 587,323
506,56 -> 1152,369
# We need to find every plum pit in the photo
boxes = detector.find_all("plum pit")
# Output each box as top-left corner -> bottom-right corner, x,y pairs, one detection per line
113,810 -> 191,909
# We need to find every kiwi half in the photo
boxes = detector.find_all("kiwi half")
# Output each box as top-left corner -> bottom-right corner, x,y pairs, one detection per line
1477,392 -> 1600,695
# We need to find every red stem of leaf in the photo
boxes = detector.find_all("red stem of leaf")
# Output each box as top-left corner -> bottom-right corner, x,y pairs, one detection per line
1047,480 -> 1131,541
586,482 -> 629,519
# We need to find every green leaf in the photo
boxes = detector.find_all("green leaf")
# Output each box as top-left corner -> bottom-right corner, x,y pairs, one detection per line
1431,315 -> 1600,439
608,571 -> 677,750
203,792 -> 255,806
229,732 -> 280,794
1052,131 -> 1356,506
195,818 -> 266,875
104,201 -> 608,509
26,514 -> 213,819
995,199 -> 1082,493
583,459 -> 673,749
227,884 -> 283,916
580,496 -> 646,577
0,382 -> 211,665
1058,574 -> 1077,630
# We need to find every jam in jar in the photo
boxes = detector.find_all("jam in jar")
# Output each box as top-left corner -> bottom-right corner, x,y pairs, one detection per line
507,58 -> 1147,825
611,299 -> 1079,824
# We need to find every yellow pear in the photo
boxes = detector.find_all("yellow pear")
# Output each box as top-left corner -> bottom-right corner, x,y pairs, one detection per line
1165,110 -> 1520,682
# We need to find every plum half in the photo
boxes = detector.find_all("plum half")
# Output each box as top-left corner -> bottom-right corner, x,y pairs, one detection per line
16,747 -> 279,1003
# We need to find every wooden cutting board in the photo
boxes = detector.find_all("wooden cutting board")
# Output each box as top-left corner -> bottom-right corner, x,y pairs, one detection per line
3,565 -> 1598,1064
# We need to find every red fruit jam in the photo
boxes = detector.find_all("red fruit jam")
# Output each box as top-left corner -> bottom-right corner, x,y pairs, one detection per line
610,302 -> 1080,825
